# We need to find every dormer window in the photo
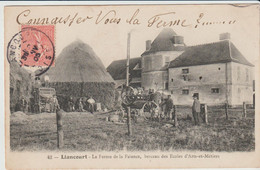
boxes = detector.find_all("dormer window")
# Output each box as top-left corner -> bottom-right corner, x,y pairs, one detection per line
182,68 -> 189,74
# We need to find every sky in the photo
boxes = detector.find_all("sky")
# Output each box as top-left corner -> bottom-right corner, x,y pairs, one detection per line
50,5 -> 259,68
4,4 -> 259,69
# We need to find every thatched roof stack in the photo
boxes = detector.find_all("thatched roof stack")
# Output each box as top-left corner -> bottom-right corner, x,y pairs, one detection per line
45,40 -> 114,83
40,40 -> 116,110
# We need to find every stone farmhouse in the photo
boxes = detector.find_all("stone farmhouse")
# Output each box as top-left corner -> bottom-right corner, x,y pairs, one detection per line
107,28 -> 254,106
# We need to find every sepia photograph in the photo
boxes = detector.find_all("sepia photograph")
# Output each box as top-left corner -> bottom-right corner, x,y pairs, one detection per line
4,4 -> 260,169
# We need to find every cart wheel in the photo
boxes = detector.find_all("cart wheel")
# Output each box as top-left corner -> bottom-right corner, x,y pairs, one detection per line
142,101 -> 159,120
115,107 -> 126,118
121,86 -> 136,106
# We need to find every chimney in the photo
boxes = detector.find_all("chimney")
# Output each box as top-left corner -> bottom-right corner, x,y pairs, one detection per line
146,40 -> 151,50
219,33 -> 231,40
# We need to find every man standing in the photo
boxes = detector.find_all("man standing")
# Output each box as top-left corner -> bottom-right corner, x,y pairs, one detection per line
192,93 -> 201,126
87,96 -> 95,114
78,98 -> 85,112
68,96 -> 74,112
161,95 -> 174,120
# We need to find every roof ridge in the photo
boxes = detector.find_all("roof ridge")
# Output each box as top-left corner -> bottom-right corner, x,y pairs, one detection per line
111,57 -> 141,63
187,40 -> 229,48
169,39 -> 254,68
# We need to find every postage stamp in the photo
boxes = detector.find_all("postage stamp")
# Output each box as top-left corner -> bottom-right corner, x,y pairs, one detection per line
7,25 -> 55,76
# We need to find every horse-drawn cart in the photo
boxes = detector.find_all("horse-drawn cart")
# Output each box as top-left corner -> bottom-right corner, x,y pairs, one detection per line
121,86 -> 161,120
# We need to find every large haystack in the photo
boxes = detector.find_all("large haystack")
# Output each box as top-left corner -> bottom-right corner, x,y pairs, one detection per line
42,40 -> 115,109
10,62 -> 33,112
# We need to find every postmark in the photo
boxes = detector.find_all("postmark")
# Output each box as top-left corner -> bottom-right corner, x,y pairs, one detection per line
7,25 -> 55,76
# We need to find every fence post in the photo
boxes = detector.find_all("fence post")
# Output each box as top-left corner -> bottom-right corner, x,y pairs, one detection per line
225,103 -> 229,120
243,102 -> 247,118
204,104 -> 208,125
174,105 -> 178,127
56,109 -> 64,149
127,107 -> 132,136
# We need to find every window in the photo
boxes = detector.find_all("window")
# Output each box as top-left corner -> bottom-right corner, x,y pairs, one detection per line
171,78 -> 174,82
182,68 -> 189,74
182,89 -> 189,95
211,88 -> 219,93
183,75 -> 189,81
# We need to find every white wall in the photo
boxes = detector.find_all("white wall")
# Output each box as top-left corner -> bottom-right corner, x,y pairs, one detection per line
230,62 -> 254,105
141,71 -> 167,90
168,63 -> 232,105
141,50 -> 184,90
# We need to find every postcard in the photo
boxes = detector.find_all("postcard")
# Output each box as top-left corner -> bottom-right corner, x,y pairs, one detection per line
4,4 -> 260,169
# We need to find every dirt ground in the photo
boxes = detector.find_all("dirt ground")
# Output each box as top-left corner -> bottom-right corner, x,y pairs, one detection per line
10,107 -> 255,152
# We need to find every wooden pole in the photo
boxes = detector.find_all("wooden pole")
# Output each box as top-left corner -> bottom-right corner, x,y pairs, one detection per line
56,109 -> 64,148
126,32 -> 132,136
204,104 -> 208,125
127,107 -> 132,135
173,105 -> 178,127
225,103 -> 229,120
243,102 -> 247,118
126,33 -> 130,86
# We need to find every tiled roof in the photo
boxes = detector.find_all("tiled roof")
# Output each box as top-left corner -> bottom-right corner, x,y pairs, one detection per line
142,28 -> 185,56
169,40 -> 254,68
107,57 -> 141,80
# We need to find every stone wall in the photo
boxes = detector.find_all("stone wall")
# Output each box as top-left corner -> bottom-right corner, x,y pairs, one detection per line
168,63 -> 232,105
168,62 -> 254,106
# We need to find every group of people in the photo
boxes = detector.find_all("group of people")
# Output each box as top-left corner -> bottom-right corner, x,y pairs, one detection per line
18,95 -> 60,113
67,96 -> 95,113
160,94 -> 175,120
148,89 -> 202,126
48,95 -> 60,113
19,94 -> 96,113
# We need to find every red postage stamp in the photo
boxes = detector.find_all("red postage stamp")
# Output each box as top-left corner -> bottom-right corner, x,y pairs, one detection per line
7,25 -> 55,76
20,25 -> 55,67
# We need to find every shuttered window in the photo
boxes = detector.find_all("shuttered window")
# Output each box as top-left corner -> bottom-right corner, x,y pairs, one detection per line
182,89 -> 189,95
